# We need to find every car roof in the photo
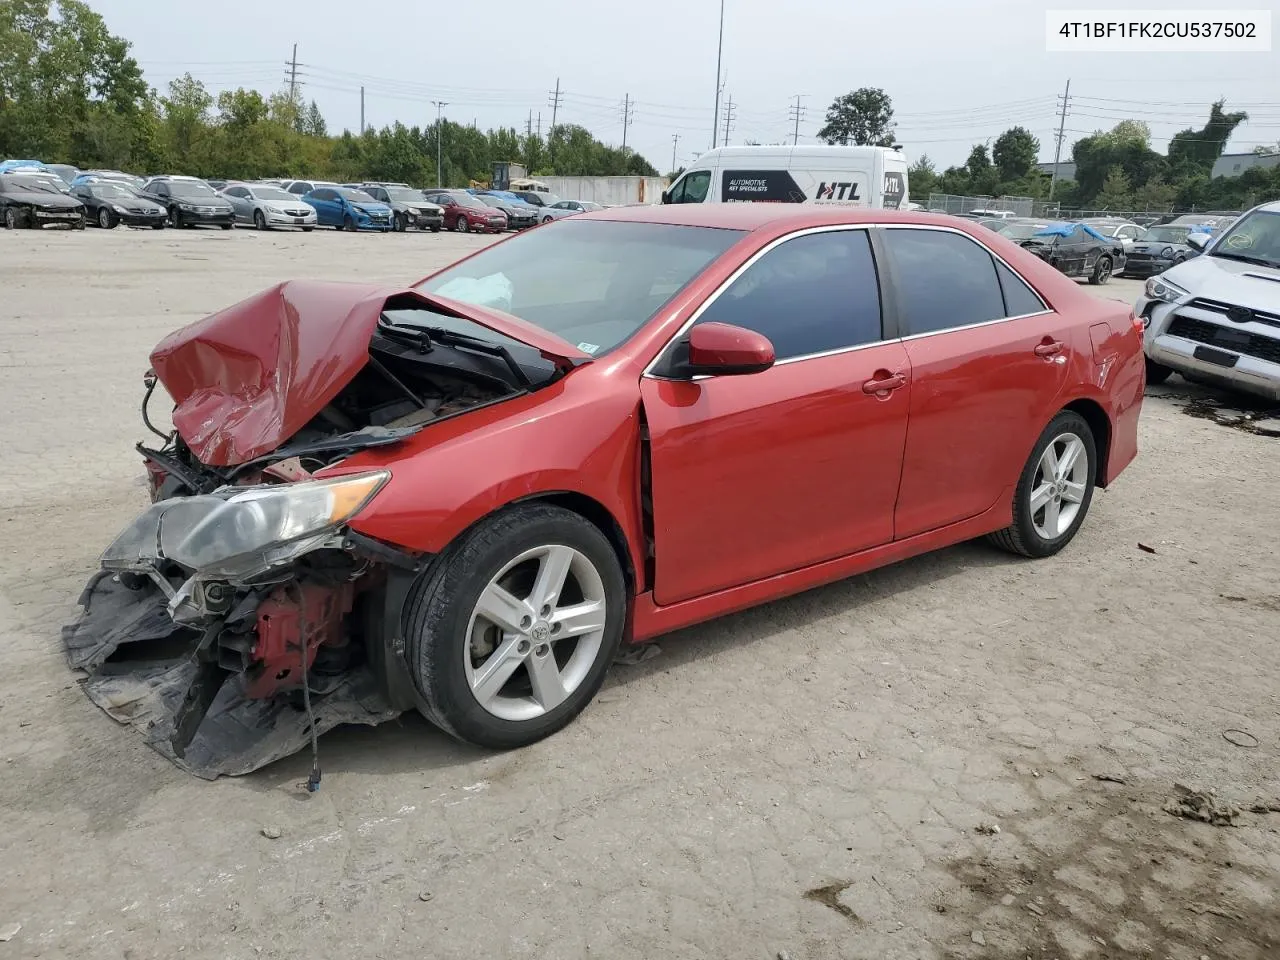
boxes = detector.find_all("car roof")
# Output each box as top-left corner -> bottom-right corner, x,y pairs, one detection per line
583,204 -> 1004,233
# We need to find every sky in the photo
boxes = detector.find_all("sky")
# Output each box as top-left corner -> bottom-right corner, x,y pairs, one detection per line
89,0 -> 1278,174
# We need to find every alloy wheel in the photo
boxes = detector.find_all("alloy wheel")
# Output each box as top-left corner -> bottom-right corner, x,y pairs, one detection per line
1030,432 -> 1089,540
98,208 -> 111,228
464,544 -> 608,722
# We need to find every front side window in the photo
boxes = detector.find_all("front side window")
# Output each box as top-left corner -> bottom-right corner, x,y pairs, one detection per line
417,220 -> 744,357
312,189 -> 336,201
693,229 -> 883,361
671,170 -> 710,204
288,182 -> 309,194
883,229 -> 1007,336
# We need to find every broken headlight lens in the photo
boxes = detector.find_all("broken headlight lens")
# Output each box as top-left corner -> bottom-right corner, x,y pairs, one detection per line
101,470 -> 390,580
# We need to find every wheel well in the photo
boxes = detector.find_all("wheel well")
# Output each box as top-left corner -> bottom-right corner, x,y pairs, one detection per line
1063,398 -> 1112,487
516,491 -> 638,595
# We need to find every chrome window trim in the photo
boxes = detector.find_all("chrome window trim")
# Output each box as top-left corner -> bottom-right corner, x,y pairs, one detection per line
642,221 -> 1052,380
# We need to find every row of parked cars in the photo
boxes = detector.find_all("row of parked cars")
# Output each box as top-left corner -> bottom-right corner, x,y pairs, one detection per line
0,160 -> 604,234
947,210 -> 1237,285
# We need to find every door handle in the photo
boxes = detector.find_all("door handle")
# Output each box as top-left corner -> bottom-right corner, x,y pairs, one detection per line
1034,340 -> 1064,358
862,372 -> 907,395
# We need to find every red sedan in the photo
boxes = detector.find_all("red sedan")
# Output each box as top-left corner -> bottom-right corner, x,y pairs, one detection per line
66,204 -> 1144,778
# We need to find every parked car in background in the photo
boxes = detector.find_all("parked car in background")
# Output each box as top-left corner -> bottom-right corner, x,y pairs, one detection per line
1119,224 -> 1203,278
422,189 -> 508,233
474,192 -> 537,229
72,169 -> 147,190
220,182 -> 317,231
6,169 -> 72,194
1005,221 -> 1124,285
1080,217 -> 1143,253
1137,199 -> 1280,400
1169,214 -> 1235,234
359,183 -> 445,232
973,217 -> 1009,232
282,178 -> 341,197
205,179 -> 229,192
0,173 -> 86,229
141,176 -> 235,229
531,199 -> 599,224
510,190 -> 563,211
967,208 -> 1017,219
302,186 -> 393,231
0,159 -> 47,173
45,163 -> 80,184
64,205 -> 1143,776
72,180 -> 167,229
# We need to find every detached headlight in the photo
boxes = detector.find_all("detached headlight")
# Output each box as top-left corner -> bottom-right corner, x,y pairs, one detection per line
1144,276 -> 1188,304
103,471 -> 390,579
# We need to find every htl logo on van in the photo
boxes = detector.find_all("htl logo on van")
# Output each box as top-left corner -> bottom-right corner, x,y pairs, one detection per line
816,182 -> 860,201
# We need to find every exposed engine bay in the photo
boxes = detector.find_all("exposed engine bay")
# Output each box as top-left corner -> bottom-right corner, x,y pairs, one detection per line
63,295 -> 570,780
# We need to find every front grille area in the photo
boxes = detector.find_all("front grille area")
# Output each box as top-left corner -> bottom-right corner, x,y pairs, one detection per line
1168,315 -> 1280,364
1188,298 -> 1280,330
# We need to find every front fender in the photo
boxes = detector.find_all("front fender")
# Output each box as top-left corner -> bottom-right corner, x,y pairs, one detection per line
341,372 -> 647,587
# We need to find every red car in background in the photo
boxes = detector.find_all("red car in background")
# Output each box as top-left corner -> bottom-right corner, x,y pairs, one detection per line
65,205 -> 1144,778
422,188 -> 507,233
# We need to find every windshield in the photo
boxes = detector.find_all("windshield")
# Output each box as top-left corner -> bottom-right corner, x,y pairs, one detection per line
2,176 -> 65,194
340,189 -> 378,204
90,183 -> 133,200
168,180 -> 217,198
1209,210 -> 1280,268
1141,226 -> 1191,244
386,187 -> 426,202
999,223 -> 1052,240
448,192 -> 489,209
416,220 -> 745,356
477,195 -> 504,207
252,187 -> 295,201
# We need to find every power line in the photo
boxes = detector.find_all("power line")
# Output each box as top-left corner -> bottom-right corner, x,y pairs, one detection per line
789,95 -> 806,145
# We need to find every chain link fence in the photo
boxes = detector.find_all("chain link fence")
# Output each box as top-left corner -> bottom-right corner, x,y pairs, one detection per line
925,193 -> 1036,217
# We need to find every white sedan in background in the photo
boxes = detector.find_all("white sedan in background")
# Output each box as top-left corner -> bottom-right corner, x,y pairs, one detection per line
536,199 -> 604,224
219,182 -> 318,231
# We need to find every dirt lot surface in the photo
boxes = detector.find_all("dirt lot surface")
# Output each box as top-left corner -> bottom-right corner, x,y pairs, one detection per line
1,227 -> 1278,960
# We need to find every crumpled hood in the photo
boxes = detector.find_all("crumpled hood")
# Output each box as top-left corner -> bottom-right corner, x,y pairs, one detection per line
1162,254 -> 1280,307
149,280 -> 589,467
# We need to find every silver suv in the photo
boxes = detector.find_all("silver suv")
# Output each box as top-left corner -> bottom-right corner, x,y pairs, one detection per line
1135,200 -> 1280,401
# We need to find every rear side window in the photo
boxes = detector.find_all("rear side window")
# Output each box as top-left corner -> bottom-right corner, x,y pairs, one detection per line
882,229 -> 1006,336
694,229 -> 882,361
994,260 -> 1047,317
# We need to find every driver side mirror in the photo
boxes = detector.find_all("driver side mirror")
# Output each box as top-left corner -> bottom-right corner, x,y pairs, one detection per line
1186,233 -> 1208,252
685,322 -> 775,376
661,189 -> 671,205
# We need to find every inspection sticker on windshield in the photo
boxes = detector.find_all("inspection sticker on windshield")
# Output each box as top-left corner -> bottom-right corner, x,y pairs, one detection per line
577,342 -> 601,354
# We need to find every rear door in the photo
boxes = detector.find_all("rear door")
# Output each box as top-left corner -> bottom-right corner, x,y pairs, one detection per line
641,227 -> 911,605
879,226 -> 1073,539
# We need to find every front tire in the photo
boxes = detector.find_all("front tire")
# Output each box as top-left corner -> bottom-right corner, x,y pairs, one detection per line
430,224 -> 441,233
456,216 -> 470,233
254,210 -> 267,231
1089,256 -> 1113,285
98,208 -> 117,229
169,207 -> 183,229
404,503 -> 627,749
542,215 -> 553,224
394,213 -> 407,232
343,214 -> 357,232
987,411 -> 1097,559
1145,357 -> 1173,385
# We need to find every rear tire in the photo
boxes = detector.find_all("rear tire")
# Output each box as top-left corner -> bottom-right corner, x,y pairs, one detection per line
1089,256 -> 1113,285
404,503 -> 627,749
987,411 -> 1097,559
1145,357 -> 1173,385
5,206 -> 26,229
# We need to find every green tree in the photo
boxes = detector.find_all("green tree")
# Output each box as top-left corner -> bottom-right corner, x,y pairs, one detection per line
817,87 -> 895,146
907,154 -> 938,200
1167,100 -> 1248,174
992,126 -> 1039,181
303,100 -> 326,137
1093,167 -> 1132,210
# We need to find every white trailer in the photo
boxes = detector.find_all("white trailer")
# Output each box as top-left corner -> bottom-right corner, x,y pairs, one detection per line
523,176 -> 669,206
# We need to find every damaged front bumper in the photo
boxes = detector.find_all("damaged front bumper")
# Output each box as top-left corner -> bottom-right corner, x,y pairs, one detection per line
62,480 -> 428,779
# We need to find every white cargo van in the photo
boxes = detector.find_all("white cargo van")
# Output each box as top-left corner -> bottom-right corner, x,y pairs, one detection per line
661,144 -> 909,210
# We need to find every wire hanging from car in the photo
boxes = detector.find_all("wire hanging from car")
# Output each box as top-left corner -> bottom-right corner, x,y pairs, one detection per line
141,370 -> 172,442
288,582 -> 322,793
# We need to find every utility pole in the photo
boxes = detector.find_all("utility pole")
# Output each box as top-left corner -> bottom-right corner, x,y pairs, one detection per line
432,100 -> 448,187
671,133 -> 680,174
712,0 -> 725,150
547,78 -> 563,164
789,94 -> 806,145
287,43 -> 298,101
360,86 -> 365,135
721,94 -> 735,147
536,112 -> 541,138
1049,78 -> 1071,201
621,93 -> 634,152
526,110 -> 533,138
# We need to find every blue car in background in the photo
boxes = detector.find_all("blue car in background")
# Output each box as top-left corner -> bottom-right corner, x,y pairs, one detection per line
0,159 -> 47,173
301,186 -> 393,231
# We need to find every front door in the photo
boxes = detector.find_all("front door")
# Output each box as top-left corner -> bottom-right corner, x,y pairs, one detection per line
878,226 -> 1073,539
641,227 -> 911,606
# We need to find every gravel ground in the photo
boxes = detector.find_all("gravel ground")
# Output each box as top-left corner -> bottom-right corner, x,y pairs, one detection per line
1,226 -> 1277,960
